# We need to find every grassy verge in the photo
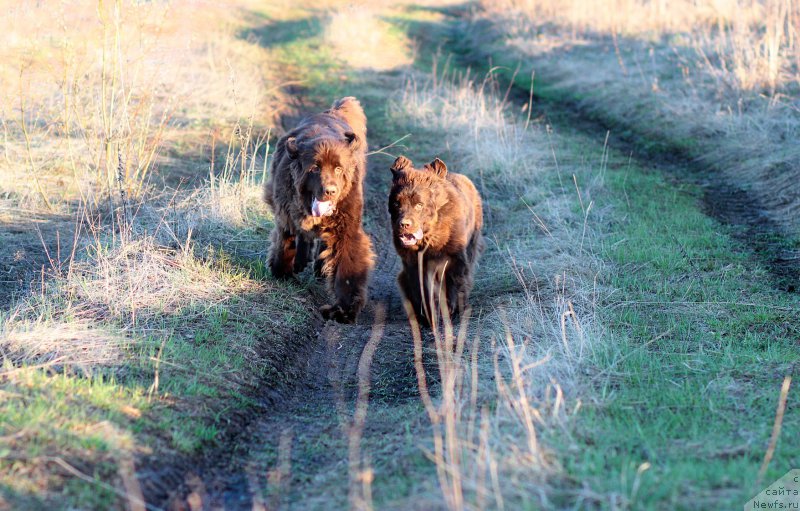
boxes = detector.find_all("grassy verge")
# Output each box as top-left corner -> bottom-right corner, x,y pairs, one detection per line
554,130 -> 799,507
0,2 -> 317,508
0,144 -> 318,510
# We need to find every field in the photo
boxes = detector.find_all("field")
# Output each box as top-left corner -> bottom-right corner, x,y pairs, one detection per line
0,0 -> 797,510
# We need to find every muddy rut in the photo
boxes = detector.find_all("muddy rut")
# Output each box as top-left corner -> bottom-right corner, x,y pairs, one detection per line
165,106 -> 425,510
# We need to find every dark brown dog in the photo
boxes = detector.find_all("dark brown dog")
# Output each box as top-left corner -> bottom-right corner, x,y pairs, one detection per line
264,97 -> 374,323
388,156 -> 484,325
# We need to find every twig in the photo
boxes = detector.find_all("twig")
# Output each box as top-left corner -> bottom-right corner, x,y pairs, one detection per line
147,336 -> 168,401
524,70 -> 535,131
757,375 -> 792,487
366,133 -> 411,157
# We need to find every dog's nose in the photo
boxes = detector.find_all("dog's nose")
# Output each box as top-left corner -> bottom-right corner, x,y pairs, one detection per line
324,185 -> 338,198
400,218 -> 412,228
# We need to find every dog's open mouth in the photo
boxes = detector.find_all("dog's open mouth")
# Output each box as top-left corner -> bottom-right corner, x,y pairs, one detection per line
399,228 -> 424,246
311,198 -> 335,217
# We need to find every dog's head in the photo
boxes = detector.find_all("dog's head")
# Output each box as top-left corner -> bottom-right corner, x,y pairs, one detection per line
289,133 -> 361,217
388,156 -> 450,250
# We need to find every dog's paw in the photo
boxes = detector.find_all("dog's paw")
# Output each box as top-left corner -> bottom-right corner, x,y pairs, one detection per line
320,304 -> 356,324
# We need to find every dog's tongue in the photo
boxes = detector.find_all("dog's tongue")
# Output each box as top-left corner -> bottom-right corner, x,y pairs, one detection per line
401,228 -> 424,246
311,198 -> 334,217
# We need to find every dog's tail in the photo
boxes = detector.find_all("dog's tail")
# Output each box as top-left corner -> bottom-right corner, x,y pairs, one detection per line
330,96 -> 366,138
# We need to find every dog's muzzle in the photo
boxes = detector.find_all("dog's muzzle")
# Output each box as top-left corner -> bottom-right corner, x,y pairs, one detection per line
311,198 -> 335,217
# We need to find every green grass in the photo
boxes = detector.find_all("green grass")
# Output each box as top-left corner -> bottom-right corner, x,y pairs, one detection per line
582,151 -> 800,507
1,362 -> 146,508
539,132 -> 800,508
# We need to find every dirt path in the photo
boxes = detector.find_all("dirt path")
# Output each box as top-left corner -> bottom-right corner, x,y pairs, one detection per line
153,6 -> 800,509
164,85 -> 428,509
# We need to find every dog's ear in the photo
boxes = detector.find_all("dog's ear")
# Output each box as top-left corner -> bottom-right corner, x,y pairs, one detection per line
344,131 -> 361,149
390,156 -> 412,179
424,158 -> 448,178
433,185 -> 450,209
286,136 -> 298,159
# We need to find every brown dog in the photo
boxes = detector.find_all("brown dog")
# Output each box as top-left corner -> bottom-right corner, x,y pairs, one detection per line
264,97 -> 374,323
388,156 -> 484,325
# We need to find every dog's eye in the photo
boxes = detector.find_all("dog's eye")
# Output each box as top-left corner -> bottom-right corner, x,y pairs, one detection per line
393,201 -> 400,208
415,203 -> 423,210
334,166 -> 343,176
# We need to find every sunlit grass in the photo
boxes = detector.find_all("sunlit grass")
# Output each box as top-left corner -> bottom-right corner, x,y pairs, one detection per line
484,0 -> 799,93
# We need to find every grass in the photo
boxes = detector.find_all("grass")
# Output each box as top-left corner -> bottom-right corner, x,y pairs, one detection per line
571,135 -> 800,507
0,228 -> 316,506
393,5 -> 799,508
481,0 -> 800,92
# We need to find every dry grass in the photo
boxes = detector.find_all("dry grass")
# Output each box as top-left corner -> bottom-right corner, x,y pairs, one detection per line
488,0 -> 751,35
0,121 -> 297,505
323,4 -> 414,71
2,113 -> 273,366
0,0 -> 276,206
478,0 -> 800,231
0,0 -> 280,363
0,2 -> 303,506
486,0 -> 800,93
